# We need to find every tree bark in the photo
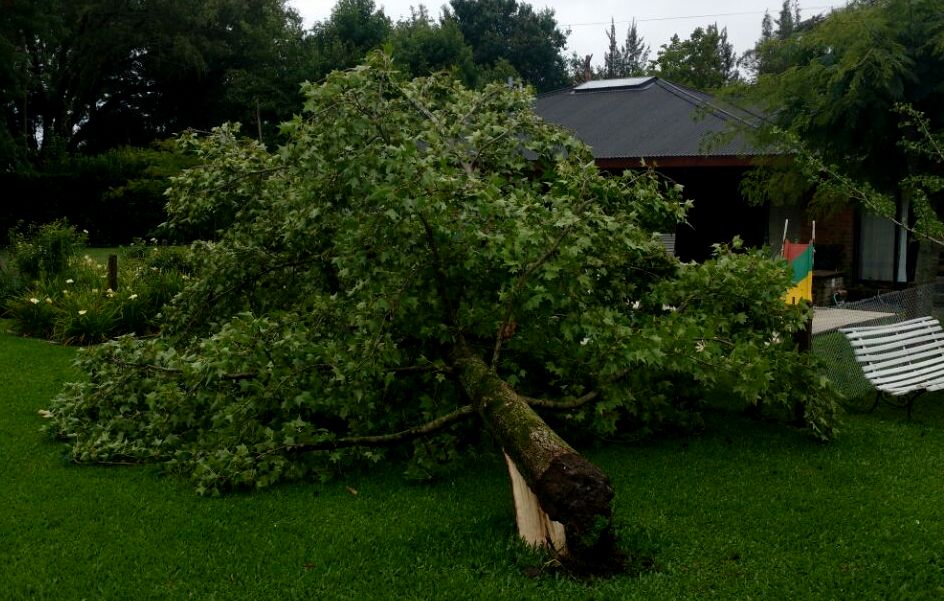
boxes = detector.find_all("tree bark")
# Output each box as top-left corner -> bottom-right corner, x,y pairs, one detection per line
912,238 -> 940,315
453,342 -> 622,574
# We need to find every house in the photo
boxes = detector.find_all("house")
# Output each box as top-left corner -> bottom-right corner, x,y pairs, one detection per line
534,77 -> 906,292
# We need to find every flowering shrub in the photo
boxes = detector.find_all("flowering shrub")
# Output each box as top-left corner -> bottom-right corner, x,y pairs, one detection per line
5,294 -> 57,338
5,245 -> 194,344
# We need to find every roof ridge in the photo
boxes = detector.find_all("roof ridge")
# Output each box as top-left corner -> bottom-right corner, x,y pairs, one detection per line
655,79 -> 756,129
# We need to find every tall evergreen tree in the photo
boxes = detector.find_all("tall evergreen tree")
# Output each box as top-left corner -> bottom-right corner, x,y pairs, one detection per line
601,18 -> 649,79
603,19 -> 622,78
775,0 -> 799,39
622,19 -> 650,77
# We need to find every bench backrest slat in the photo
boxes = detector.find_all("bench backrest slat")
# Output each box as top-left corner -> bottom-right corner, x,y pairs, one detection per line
845,325 -> 944,350
840,316 -> 944,396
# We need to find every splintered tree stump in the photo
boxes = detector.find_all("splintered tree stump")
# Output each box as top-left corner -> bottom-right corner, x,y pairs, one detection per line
454,343 -> 622,573
504,452 -> 566,552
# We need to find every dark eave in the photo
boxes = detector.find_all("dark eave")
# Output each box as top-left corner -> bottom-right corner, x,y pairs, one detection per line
596,155 -> 759,169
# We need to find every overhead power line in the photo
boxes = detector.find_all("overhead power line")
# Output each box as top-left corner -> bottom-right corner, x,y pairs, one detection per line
562,4 -> 843,28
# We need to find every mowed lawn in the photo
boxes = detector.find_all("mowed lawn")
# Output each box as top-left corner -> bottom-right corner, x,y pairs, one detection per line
2,324 -> 944,600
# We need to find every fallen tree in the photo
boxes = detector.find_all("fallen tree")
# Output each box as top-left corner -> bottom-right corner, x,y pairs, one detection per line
44,53 -> 839,573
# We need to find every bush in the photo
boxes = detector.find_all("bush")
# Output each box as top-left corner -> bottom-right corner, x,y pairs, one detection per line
0,261 -> 26,307
8,221 -> 87,280
5,294 -> 57,339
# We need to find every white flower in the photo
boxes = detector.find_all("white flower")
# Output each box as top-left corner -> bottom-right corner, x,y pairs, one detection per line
37,409 -> 53,418
78,309 -> 87,316
695,340 -> 706,353
662,304 -> 678,312
631,300 -> 641,310
44,297 -> 52,304
82,229 -> 88,234
770,332 -> 781,345
29,297 -> 39,304
66,279 -> 74,284
580,337 -> 591,346
128,294 -> 139,300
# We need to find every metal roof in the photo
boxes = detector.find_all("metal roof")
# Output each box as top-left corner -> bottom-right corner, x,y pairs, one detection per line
534,78 -> 764,163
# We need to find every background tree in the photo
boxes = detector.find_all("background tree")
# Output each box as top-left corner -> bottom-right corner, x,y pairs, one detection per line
306,0 -> 392,80
444,0 -> 569,91
388,6 -> 478,86
622,19 -> 650,77
0,0 -> 309,159
774,0 -> 801,39
651,24 -> 738,90
745,0 -> 944,283
602,19 -> 650,79
0,0 -> 309,243
603,19 -> 623,78
45,53 -> 837,571
741,1 -> 826,78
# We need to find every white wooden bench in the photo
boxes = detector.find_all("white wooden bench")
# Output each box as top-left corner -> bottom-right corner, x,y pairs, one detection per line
840,316 -> 944,418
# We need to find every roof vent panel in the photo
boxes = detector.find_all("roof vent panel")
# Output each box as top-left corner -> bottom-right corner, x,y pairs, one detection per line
573,77 -> 656,92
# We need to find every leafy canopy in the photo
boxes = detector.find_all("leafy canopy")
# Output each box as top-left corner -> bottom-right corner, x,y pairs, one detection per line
747,0 -> 944,194
0,0 -> 309,162
44,53 -> 838,494
652,24 -> 739,90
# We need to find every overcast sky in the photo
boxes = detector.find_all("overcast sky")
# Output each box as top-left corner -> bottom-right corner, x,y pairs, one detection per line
289,1 -> 849,67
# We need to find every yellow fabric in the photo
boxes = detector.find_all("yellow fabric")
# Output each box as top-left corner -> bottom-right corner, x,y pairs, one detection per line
784,271 -> 813,305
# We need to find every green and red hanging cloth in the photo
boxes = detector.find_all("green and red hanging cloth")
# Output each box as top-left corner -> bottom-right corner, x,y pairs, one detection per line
783,240 -> 814,305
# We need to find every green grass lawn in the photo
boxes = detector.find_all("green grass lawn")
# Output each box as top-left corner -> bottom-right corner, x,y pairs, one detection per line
3,324 -> 944,600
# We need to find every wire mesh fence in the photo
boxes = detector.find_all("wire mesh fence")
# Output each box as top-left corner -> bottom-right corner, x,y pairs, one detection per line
812,284 -> 940,399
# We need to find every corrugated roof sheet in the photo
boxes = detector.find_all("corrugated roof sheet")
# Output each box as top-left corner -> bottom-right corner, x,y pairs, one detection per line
534,78 -> 763,160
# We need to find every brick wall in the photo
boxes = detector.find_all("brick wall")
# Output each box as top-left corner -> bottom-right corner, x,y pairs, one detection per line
798,207 -> 855,273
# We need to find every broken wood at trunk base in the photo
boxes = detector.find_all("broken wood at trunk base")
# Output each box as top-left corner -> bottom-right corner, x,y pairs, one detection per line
454,342 -> 622,573
504,452 -> 566,552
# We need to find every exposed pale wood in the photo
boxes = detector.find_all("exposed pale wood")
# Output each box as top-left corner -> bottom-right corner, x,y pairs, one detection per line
503,452 -> 566,553
453,341 -> 620,572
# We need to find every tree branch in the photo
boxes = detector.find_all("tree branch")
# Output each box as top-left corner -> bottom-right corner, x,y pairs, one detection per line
521,390 -> 599,410
417,212 -> 457,324
288,404 -> 475,451
107,357 -> 257,381
517,366 -> 635,410
491,199 -> 594,367
209,165 -> 285,192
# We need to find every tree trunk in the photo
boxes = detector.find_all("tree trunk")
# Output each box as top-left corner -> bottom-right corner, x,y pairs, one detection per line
453,342 -> 622,574
912,238 -> 940,316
